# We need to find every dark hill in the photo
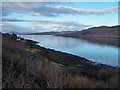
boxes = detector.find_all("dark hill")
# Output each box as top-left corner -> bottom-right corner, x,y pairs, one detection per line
60,25 -> 120,38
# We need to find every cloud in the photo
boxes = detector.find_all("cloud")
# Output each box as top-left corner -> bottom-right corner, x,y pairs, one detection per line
2,2 -> 57,16
2,17 -> 91,33
2,17 -> 91,27
32,26 -> 36,30
2,17 -> 91,32
54,5 -> 118,15
2,24 -> 29,33
32,13 -> 41,16
51,25 -> 84,31
2,24 -> 45,33
2,2 -> 119,17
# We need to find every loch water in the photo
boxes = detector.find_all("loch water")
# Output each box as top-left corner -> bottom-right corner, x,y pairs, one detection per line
20,35 -> 119,67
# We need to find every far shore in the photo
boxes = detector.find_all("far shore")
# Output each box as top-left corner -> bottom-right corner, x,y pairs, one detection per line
55,34 -> 120,47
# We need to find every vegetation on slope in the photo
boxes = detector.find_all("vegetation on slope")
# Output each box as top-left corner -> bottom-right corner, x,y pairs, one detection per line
2,33 -> 120,88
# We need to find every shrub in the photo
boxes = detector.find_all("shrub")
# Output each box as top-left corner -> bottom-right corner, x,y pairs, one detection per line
2,34 -> 38,88
12,33 -> 17,37
70,75 -> 92,88
97,67 -> 118,81
24,42 -> 35,48
95,75 -> 119,88
35,59 -> 71,88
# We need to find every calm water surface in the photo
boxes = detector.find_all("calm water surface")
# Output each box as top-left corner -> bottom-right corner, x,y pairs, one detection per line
20,35 -> 119,66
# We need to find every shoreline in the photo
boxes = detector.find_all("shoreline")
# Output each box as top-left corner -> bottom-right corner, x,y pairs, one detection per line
20,34 -> 119,67
36,42 -> 119,68
23,37 -> 119,68
37,41 -> 119,68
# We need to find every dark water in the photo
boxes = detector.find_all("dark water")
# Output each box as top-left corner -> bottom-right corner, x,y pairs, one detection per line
20,35 -> 119,66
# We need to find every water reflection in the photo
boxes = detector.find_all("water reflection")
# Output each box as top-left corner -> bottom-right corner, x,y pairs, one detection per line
20,35 -> 119,66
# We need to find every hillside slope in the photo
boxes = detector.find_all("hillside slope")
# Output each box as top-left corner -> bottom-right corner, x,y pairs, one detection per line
59,25 -> 119,38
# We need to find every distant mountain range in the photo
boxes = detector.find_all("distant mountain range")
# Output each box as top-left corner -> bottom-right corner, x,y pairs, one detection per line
8,31 -> 33,35
10,25 -> 120,39
24,31 -> 78,35
8,31 -> 21,35
23,25 -> 119,38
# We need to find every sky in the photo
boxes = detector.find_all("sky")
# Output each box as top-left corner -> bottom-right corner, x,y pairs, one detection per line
1,2 -> 119,33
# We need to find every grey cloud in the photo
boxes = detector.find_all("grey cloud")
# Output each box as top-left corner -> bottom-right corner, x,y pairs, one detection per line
2,17 -> 91,27
2,2 -> 119,17
2,2 -> 57,16
2,24 -> 82,33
